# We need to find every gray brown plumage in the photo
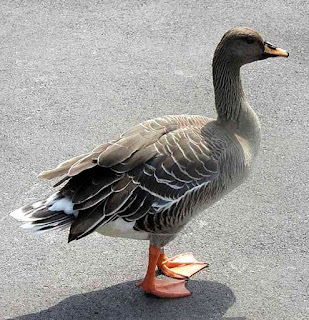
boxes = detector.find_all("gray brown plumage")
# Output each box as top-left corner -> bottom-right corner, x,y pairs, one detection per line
10,27 -> 288,298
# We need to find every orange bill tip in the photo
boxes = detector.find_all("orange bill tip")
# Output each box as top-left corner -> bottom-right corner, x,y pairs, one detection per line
264,42 -> 289,57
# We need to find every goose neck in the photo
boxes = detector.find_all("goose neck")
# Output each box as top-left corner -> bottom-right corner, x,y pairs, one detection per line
212,57 -> 245,122
212,57 -> 261,152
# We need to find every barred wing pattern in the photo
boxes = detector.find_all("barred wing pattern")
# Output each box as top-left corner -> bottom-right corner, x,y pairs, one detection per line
39,116 -> 218,241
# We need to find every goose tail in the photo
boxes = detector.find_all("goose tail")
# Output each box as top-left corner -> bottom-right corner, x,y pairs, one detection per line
10,192 -> 78,234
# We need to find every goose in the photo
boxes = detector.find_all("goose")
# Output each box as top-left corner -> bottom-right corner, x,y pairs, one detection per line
10,27 -> 288,298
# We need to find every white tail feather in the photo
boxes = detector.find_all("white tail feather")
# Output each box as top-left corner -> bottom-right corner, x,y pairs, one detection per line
10,192 -> 78,234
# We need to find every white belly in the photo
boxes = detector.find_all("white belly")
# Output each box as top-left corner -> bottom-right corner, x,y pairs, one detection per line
95,218 -> 150,240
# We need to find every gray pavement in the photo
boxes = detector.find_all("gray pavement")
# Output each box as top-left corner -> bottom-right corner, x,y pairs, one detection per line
1,1 -> 308,319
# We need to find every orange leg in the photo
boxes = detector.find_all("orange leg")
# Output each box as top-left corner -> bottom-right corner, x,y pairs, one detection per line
157,252 -> 208,279
137,245 -> 191,298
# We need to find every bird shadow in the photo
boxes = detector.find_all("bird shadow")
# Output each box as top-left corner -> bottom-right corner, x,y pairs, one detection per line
10,280 -> 247,320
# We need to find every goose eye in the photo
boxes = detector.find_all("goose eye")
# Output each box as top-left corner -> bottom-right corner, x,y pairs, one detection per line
244,37 -> 254,44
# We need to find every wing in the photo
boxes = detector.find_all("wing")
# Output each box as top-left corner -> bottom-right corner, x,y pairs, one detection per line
38,117 -> 177,180
39,116 -> 218,241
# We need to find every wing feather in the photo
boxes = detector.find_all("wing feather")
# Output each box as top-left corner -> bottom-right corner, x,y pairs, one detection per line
38,153 -> 88,180
73,186 -> 113,210
38,115 -> 219,241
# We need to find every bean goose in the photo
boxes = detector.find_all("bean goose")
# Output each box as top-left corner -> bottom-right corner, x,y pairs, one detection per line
10,27 -> 288,298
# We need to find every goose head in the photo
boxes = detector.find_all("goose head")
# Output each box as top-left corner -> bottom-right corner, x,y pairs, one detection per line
213,27 -> 289,66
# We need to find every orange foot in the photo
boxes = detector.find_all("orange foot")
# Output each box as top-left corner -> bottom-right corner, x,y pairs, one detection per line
137,278 -> 191,298
157,252 -> 209,279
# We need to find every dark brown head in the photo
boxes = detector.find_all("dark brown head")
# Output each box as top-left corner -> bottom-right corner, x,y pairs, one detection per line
214,27 -> 288,66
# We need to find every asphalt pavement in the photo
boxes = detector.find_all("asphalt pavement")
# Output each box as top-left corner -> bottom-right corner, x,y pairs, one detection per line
1,1 -> 308,319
